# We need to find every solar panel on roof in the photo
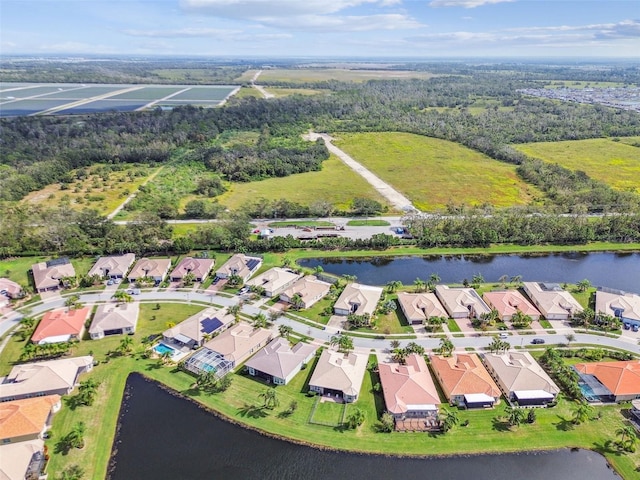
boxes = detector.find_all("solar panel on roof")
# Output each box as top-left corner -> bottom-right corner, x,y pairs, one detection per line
200,317 -> 223,334
46,257 -> 70,267
246,259 -> 260,270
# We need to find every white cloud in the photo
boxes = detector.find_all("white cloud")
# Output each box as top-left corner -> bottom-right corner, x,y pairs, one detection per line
123,27 -> 242,38
38,42 -> 117,54
179,0 -> 421,32
429,0 -> 514,8
507,19 -> 640,38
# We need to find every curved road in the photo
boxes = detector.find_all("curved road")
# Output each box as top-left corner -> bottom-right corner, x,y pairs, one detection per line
2,290 -> 639,357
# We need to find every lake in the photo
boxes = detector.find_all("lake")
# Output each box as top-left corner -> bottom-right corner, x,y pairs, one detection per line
108,374 -> 620,480
298,252 -> 640,291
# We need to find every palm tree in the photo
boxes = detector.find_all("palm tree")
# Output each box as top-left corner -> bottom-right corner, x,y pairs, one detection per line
313,265 -> 324,275
576,308 -> 595,332
252,313 -> 268,329
391,348 -> 408,365
565,333 -> 576,346
429,273 -> 441,285
413,278 -> 426,293
290,293 -> 304,310
616,425 -> 637,451
471,273 -> 484,288
59,465 -> 85,480
385,280 -> 402,293
342,274 -> 357,283
64,295 -> 81,309
571,401 -> 593,425
330,334 -> 354,354
227,303 -> 242,320
405,342 -> 425,355
77,378 -> 100,406
66,422 -> 86,449
441,408 -> 459,432
117,336 -> 133,354
504,406 -> 525,427
510,275 -> 522,287
259,387 -> 279,409
438,337 -> 454,357
389,339 -> 400,350
182,271 -> 196,287
347,408 -> 365,429
278,324 -> 293,339
511,310 -> 532,328
499,275 -> 509,288
481,309 -> 500,326
576,278 -> 592,293
268,310 -> 281,323
112,290 -> 133,304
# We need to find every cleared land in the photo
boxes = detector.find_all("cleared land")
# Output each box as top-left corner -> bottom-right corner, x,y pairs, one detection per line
264,87 -> 329,97
22,164 -> 156,216
516,138 -> 640,194
332,132 -> 543,211
258,68 -> 435,83
216,154 -> 390,211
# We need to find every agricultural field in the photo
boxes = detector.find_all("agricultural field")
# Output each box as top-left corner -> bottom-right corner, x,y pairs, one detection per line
216,154 -> 390,211
515,138 -> 640,194
332,132 -> 544,211
21,164 -> 156,216
263,87 -> 329,98
257,68 -> 435,83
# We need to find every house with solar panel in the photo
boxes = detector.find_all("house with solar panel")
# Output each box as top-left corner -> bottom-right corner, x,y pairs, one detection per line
31,258 -> 76,293
163,307 -> 235,349
215,254 -> 262,283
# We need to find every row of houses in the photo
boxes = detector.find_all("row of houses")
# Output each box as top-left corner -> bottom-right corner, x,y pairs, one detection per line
0,356 -> 94,480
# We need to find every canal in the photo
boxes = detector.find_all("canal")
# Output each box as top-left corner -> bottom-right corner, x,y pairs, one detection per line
108,374 -> 620,480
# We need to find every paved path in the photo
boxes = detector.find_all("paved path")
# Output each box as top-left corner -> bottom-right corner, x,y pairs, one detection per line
251,70 -> 275,99
304,132 -> 417,213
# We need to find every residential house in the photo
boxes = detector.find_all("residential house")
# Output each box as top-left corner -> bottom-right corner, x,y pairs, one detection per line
246,267 -> 302,297
333,283 -> 383,317
245,337 -> 317,385
0,278 -> 23,299
31,258 -> 75,293
87,253 -> 135,279
308,349 -> 368,403
397,292 -> 448,325
200,322 -> 272,368
573,360 -> 640,402
522,282 -> 583,320
430,353 -> 501,408
595,288 -> 640,329
0,439 -> 46,480
163,306 -> 235,349
482,352 -> 560,406
127,258 -> 171,284
0,356 -> 93,402
280,275 -> 331,309
170,257 -> 215,283
0,395 -> 61,444
215,254 -> 262,282
31,307 -> 91,344
435,285 -> 491,319
378,354 -> 441,430
483,290 -> 541,322
89,302 -> 139,339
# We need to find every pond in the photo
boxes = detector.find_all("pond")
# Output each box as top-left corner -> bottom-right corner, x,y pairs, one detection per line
108,374 -> 620,480
298,252 -> 640,291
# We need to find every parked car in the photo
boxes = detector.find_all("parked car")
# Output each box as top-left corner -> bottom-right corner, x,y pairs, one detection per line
633,325 -> 639,333
499,333 -> 509,339
531,338 -> 545,344
106,280 -> 114,286
624,323 -> 630,330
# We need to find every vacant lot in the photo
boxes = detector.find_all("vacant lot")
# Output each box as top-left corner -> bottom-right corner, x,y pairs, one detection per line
217,154 -> 390,211
22,164 -> 155,216
258,68 -> 435,83
332,132 -> 543,211
516,138 -> 640,193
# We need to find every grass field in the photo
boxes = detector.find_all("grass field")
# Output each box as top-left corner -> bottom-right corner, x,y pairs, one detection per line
332,132 -> 544,211
216,154 -> 390,211
21,164 -> 155,216
617,136 -> 640,147
516,138 -> 640,194
258,68 -> 436,83
233,86 -> 263,99
264,87 -> 329,97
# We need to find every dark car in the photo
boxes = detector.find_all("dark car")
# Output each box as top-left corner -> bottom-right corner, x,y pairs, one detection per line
531,338 -> 545,344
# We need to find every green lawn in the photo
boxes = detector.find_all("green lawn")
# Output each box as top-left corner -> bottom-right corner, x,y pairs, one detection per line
346,219 -> 390,226
371,302 -> 414,335
216,154 -> 390,211
309,398 -> 347,426
447,319 -> 462,333
291,295 -> 335,325
515,138 -> 640,194
0,256 -> 95,291
332,132 -> 544,211
264,87 -> 329,97
268,220 -> 334,228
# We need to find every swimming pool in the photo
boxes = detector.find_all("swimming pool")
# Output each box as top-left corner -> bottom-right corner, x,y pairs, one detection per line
153,343 -> 176,356
578,382 -> 599,402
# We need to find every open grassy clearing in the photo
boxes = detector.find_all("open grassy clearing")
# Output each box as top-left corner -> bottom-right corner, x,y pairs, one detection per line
233,86 -> 263,99
515,138 -> 640,194
617,136 -> 640,147
263,87 -> 329,97
258,68 -> 436,83
21,164 -> 155,215
332,132 -> 544,211
216,154 -> 390,211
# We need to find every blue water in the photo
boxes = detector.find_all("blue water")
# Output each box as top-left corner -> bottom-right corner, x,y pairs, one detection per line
153,343 -> 175,356
579,383 -> 599,402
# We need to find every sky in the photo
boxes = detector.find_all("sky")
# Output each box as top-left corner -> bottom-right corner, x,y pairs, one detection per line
1,0 -> 639,58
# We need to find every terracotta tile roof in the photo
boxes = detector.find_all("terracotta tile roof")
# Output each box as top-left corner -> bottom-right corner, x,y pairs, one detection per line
574,361 -> 640,396
378,354 -> 440,415
0,395 -> 60,440
483,290 -> 541,319
170,257 -> 215,280
31,307 -> 90,343
430,353 -> 500,401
